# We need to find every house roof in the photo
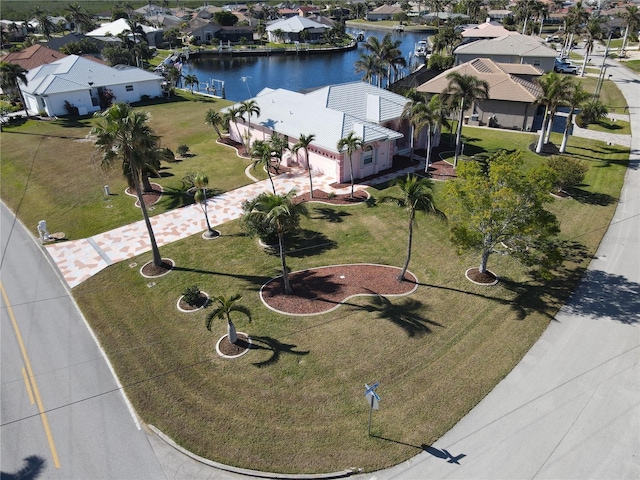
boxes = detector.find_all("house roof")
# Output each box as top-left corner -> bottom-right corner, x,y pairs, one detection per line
1,45 -> 67,70
87,18 -> 162,37
460,22 -> 518,38
369,5 -> 404,14
455,33 -> 558,58
223,82 -> 405,152
266,16 -> 329,32
21,55 -> 163,96
416,58 -> 543,103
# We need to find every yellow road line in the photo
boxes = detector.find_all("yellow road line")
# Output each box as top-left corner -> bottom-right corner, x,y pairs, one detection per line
21,367 -> 35,405
1,282 -> 60,469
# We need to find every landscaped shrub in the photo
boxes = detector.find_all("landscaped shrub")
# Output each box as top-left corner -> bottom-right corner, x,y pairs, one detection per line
428,53 -> 454,71
182,285 -> 202,307
546,155 -> 589,193
177,144 -> 190,157
241,192 -> 302,245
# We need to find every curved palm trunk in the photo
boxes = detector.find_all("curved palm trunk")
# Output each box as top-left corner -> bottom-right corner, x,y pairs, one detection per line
559,111 -> 573,153
133,173 -> 163,266
348,154 -> 355,199
621,25 -> 630,55
425,127 -> 433,172
535,108 -> 549,153
306,148 -> 314,198
399,213 -> 414,281
277,230 -> 292,294
200,189 -> 214,233
15,81 -> 30,120
544,110 -> 554,143
142,170 -> 153,192
453,103 -> 464,168
267,168 -> 276,194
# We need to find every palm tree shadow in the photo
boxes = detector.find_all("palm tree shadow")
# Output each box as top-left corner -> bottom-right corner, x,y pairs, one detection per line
0,455 -> 46,480
354,295 -> 442,337
249,335 -> 309,367
312,207 -> 351,223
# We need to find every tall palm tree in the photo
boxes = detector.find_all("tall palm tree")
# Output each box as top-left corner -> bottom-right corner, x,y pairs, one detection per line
92,102 -> 164,267
223,106 -> 243,145
205,294 -> 251,345
534,72 -> 572,152
559,82 -> 590,153
32,7 -> 55,40
0,62 -> 30,119
251,140 -> 277,193
355,53 -> 382,85
337,132 -> 363,199
65,3 -> 91,33
239,99 -> 260,149
402,90 -> 428,162
204,108 -> 224,139
580,17 -> 604,77
194,173 -> 217,237
384,174 -> 435,281
244,190 -> 309,295
292,133 -> 316,198
619,5 -> 640,57
442,72 -> 489,167
406,94 -> 448,171
183,74 -> 199,93
269,132 -> 287,173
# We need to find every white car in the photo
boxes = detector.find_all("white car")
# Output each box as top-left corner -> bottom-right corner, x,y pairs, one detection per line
555,63 -> 579,74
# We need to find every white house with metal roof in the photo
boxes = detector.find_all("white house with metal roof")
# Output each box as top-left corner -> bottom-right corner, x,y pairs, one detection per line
224,82 -> 413,184
19,55 -> 164,117
266,16 -> 329,43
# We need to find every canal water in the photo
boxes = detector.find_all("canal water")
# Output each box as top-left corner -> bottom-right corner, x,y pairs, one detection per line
181,28 -> 430,102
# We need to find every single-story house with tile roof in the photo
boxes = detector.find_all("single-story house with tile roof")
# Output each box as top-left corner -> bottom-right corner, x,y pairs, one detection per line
1,45 -> 67,70
266,16 -> 329,43
460,22 -> 518,41
454,34 -> 558,72
417,58 -> 543,131
19,54 -> 164,117
222,81 -> 418,184
366,5 -> 405,21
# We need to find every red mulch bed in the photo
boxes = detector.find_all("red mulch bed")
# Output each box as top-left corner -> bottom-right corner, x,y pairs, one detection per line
126,183 -> 163,207
466,268 -> 498,285
141,259 -> 174,277
261,264 -> 417,315
295,189 -> 369,205
218,333 -> 250,356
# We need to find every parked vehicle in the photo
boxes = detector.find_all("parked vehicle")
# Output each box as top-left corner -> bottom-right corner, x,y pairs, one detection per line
555,63 -> 579,74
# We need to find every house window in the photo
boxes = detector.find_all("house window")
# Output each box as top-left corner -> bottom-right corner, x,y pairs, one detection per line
362,146 -> 374,166
126,85 -> 134,91
533,59 -> 541,66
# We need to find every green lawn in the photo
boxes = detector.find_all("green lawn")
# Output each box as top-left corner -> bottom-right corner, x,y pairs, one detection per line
587,117 -> 632,135
0,92 -> 264,239
73,127 -> 628,473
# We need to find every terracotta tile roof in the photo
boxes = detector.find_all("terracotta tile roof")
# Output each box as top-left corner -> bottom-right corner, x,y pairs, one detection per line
2,45 -> 67,70
416,58 -> 543,102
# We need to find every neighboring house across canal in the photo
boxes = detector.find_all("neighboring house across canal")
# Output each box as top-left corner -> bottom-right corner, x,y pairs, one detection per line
266,16 -> 330,43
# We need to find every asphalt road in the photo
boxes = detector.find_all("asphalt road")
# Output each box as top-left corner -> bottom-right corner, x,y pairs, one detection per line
0,202 -> 166,479
354,52 -> 640,480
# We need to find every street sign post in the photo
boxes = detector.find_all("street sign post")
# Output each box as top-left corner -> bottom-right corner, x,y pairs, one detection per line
364,382 -> 380,436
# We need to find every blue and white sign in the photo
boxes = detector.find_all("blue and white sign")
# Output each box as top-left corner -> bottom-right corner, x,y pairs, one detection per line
365,382 -> 380,410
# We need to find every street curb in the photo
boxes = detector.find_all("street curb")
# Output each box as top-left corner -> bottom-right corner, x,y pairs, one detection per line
148,425 -> 358,479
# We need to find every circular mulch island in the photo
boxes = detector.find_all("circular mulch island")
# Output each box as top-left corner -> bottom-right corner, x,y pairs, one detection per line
176,292 -> 210,312
202,229 -> 221,240
260,264 -> 418,316
465,268 -> 499,286
295,189 -> 369,205
125,183 -> 163,207
216,333 -> 251,358
140,258 -> 175,278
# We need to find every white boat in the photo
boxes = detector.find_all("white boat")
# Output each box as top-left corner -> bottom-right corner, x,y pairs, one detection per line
414,39 -> 429,57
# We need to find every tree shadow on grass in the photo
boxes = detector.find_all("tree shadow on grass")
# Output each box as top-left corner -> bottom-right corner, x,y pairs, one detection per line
0,455 -> 46,480
171,265 -> 272,289
284,230 -> 337,258
312,206 -> 351,223
564,186 -> 616,206
249,336 -> 309,367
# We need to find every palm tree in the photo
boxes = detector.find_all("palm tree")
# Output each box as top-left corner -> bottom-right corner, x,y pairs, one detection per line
223,106 -> 243,145
405,94 -> 448,171
442,72 -> 489,167
204,108 -> 224,139
269,132 -> 287,173
165,65 -> 181,87
183,74 -> 199,93
66,3 -> 91,33
580,18 -> 604,77
244,190 -> 309,295
239,99 -> 260,149
355,53 -> 382,85
402,90 -> 428,162
92,102 -> 164,267
0,62 -> 30,119
194,173 -> 217,238
534,72 -> 573,153
292,133 -> 316,198
32,7 -> 55,40
337,132 -> 363,199
559,82 -> 590,153
205,294 -> 251,345
619,5 -> 640,57
251,140 -> 277,193
384,174 -> 435,281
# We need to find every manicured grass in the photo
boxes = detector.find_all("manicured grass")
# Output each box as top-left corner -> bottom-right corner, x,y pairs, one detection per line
622,59 -> 640,73
586,118 -> 631,135
0,93 -> 258,239
72,127 -> 628,474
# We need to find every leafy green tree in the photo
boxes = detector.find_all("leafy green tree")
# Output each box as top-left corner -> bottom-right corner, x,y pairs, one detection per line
92,103 -> 164,267
205,108 -> 224,139
243,191 -> 309,295
292,133 -> 316,198
559,82 -> 590,153
337,132 -> 363,199
206,294 -> 251,345
383,174 -> 435,281
60,38 -> 100,55
102,44 -> 133,66
442,72 -> 489,167
546,155 -> 589,193
444,150 -> 560,277
427,53 -> 454,71
194,173 -> 217,237
214,10 -> 239,26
